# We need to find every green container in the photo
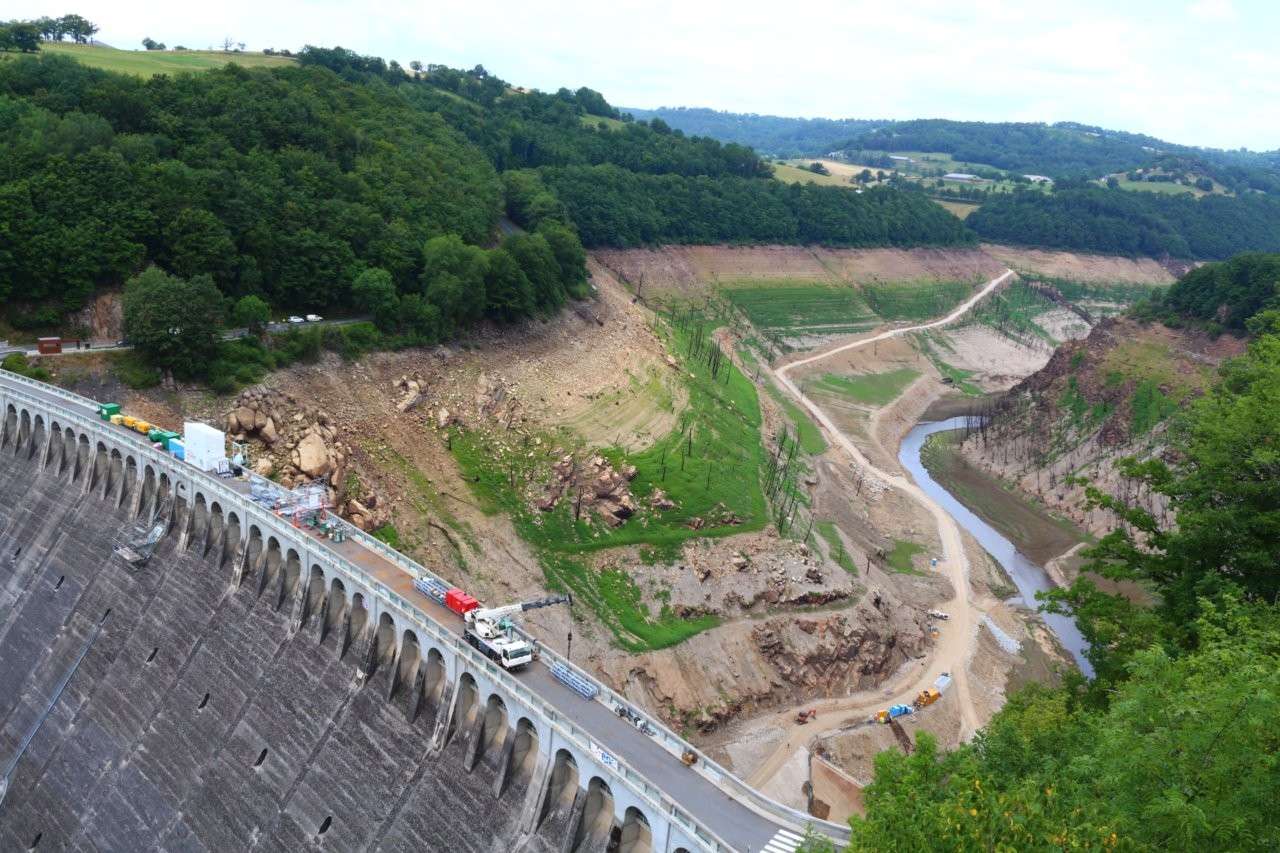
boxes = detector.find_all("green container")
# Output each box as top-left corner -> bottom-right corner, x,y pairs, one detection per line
147,428 -> 167,443
158,430 -> 180,449
98,403 -> 121,421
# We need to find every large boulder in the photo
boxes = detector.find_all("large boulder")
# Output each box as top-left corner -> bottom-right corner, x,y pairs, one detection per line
295,432 -> 331,478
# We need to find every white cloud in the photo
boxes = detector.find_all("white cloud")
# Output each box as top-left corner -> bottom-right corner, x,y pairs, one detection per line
1188,0 -> 1238,21
17,0 -> 1279,149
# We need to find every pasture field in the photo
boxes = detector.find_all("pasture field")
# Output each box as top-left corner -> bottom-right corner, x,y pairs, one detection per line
771,162 -> 854,188
35,42 -> 295,75
579,113 -> 629,131
862,279 -> 971,321
933,199 -> 979,219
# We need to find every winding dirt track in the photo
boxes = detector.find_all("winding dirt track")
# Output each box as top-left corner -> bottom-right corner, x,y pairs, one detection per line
747,269 -> 1015,788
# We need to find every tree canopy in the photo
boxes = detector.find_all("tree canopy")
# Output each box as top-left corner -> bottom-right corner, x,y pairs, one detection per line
967,187 -> 1280,259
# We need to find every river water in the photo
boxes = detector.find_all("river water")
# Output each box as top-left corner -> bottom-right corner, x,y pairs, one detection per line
898,417 -> 1093,677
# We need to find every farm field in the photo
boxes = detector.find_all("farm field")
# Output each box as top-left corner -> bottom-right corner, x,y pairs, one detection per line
934,199 -> 979,219
33,42 -> 296,75
771,162 -> 855,188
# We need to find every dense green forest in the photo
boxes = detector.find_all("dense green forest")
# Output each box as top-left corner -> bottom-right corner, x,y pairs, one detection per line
623,106 -> 883,158
967,187 -> 1280,259
530,164 -> 974,247
1161,253 -> 1280,329
0,46 -> 972,333
804,258 -> 1280,852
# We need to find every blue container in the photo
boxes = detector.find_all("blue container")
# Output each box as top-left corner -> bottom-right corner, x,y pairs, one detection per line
169,438 -> 185,461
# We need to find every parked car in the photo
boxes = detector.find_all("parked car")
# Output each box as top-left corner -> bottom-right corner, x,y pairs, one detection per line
305,314 -> 323,322
286,315 -> 305,324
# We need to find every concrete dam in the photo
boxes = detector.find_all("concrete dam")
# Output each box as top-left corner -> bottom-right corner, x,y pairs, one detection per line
0,374 -> 833,852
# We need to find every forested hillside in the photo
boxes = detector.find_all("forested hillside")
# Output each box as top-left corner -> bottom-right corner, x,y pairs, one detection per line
807,258 -> 1280,852
528,165 -> 973,247
0,47 -> 972,333
1162,253 -> 1280,329
967,187 -> 1280,259
623,106 -> 883,158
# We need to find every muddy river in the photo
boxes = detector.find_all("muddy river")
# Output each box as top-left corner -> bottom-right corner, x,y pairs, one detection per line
899,417 -> 1093,676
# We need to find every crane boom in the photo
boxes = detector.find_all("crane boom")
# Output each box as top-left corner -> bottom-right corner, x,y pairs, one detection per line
462,593 -> 573,670
467,594 -> 571,625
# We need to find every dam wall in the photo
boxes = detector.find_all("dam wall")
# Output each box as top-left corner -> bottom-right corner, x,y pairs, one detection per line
0,378 -> 705,853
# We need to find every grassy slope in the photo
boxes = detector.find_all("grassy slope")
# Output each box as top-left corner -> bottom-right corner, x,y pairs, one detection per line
863,280 -> 971,322
450,318 -> 767,651
807,368 -> 921,407
724,281 -> 878,337
578,113 -> 628,131
37,42 -> 295,75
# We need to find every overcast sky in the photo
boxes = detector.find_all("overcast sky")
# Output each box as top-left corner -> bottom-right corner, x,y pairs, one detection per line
24,0 -> 1279,150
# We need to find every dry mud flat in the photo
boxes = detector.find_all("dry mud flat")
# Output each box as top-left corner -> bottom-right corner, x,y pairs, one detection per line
980,244 -> 1179,284
591,245 -> 1005,298
591,243 -> 1176,301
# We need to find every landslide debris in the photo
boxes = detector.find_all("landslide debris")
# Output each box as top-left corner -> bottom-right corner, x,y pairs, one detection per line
224,387 -> 389,530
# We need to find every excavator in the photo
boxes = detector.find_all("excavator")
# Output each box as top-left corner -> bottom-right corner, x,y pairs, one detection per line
463,594 -> 571,670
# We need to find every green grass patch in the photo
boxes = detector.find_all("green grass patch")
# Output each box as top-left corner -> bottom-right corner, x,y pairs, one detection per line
372,523 -> 402,549
1130,379 -> 1179,435
723,282 -> 878,337
38,42 -> 296,76
968,280 -> 1057,343
808,368 -> 920,406
762,380 -> 827,454
377,447 -> 479,560
887,539 -> 926,574
1059,376 -> 1114,431
1029,275 -> 1167,316
1100,339 -> 1210,401
579,113 -> 628,131
862,280 -> 971,322
638,541 -> 684,565
816,521 -> 857,575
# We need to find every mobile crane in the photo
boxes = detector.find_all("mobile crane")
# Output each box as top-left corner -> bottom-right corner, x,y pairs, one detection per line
463,594 -> 572,670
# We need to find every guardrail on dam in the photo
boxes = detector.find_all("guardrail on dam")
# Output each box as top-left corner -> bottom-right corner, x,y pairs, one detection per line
0,372 -> 845,853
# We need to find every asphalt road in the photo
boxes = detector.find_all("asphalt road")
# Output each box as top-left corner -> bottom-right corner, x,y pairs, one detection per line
5,317 -> 371,358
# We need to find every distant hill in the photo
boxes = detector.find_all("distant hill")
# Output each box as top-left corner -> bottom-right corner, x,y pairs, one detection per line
623,106 -> 884,158
624,108 -> 1280,195
844,119 -> 1280,193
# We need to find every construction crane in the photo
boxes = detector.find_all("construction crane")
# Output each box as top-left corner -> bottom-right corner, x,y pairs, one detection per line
463,594 -> 571,670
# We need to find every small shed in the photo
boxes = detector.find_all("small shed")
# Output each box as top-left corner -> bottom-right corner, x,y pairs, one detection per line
37,337 -> 61,355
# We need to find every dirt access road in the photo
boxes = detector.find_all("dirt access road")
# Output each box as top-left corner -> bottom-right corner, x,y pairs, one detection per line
749,269 -> 1015,788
